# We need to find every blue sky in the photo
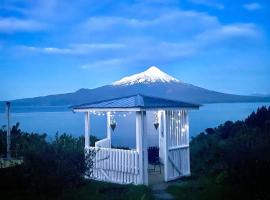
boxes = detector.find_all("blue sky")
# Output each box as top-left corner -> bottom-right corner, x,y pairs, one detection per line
0,0 -> 269,100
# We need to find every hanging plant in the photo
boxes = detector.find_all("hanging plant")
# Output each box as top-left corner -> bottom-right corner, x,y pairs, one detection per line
110,122 -> 116,131
153,112 -> 159,130
154,122 -> 159,130
110,114 -> 116,131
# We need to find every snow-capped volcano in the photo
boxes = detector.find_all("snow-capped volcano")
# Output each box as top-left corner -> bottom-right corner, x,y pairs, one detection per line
8,66 -> 270,107
112,66 -> 180,86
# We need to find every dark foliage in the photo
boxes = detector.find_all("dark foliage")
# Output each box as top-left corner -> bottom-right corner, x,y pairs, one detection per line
0,124 -> 98,199
0,123 -> 48,158
190,106 -> 270,199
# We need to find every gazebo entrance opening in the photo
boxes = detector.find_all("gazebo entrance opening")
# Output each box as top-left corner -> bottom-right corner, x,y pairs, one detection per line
147,110 -> 190,185
72,94 -> 199,185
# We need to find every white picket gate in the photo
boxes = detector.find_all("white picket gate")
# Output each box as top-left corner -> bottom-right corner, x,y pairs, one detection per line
164,110 -> 191,181
86,147 -> 140,185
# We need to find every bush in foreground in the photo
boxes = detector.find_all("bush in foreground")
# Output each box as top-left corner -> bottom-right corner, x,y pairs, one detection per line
169,106 -> 270,200
0,125 -> 97,199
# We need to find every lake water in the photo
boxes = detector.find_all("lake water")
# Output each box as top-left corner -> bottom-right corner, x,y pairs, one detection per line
0,103 -> 269,148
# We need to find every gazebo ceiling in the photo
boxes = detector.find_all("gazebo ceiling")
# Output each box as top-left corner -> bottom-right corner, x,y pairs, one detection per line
72,94 -> 200,112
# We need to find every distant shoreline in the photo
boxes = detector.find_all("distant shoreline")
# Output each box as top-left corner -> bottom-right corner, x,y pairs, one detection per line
1,102 -> 270,114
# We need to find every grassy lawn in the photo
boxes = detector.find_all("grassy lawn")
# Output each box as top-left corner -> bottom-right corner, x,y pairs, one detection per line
62,180 -> 154,200
167,175 -> 238,200
1,180 -> 154,200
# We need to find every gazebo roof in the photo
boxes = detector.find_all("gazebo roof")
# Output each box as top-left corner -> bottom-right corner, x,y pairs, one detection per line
72,94 -> 200,112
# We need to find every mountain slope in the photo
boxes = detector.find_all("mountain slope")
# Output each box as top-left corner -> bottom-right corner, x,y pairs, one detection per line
7,66 -> 270,106
113,66 -> 180,85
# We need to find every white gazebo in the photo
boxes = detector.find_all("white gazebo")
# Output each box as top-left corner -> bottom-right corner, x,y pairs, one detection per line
72,94 -> 200,185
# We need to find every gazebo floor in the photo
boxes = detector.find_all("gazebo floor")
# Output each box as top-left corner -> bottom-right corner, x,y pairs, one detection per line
148,164 -> 164,185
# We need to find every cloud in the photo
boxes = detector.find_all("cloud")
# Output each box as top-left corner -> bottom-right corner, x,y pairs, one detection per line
0,17 -> 45,33
84,10 -> 219,30
11,6 -> 262,71
21,46 -> 73,54
2,1 -> 263,73
187,0 -> 224,9
195,23 -> 261,44
81,59 -> 124,69
80,10 -> 220,41
218,24 -> 260,37
0,0 -> 78,22
76,20 -> 261,70
243,3 -> 262,11
16,43 -> 126,55
79,9 -> 261,49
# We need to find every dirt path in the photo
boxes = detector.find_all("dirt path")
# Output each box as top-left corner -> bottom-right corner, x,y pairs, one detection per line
151,182 -> 175,200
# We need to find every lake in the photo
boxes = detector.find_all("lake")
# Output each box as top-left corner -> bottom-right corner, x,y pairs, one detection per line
0,102 -> 269,148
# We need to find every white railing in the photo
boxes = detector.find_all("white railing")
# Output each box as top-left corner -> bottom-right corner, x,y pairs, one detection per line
95,138 -> 111,148
86,147 -> 140,185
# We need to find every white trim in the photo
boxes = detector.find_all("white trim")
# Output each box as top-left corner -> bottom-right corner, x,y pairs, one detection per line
168,154 -> 181,175
74,108 -> 141,112
85,146 -> 137,152
73,107 -> 199,113
95,138 -> 111,148
166,173 -> 191,182
141,107 -> 199,111
168,145 -> 189,151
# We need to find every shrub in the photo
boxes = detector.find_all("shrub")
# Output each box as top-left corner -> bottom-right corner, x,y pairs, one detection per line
190,106 -> 270,199
0,124 -> 98,198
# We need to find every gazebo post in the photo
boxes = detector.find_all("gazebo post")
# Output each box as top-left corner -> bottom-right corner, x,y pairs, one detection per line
136,111 -> 148,185
84,112 -> 90,148
142,111 -> 148,185
106,111 -> 112,147
136,111 -> 143,184
163,110 -> 168,182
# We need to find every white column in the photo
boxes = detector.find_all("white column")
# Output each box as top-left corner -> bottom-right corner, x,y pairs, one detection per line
107,111 -> 112,147
136,111 -> 143,184
136,111 -> 148,185
160,111 -> 166,164
163,110 -> 169,182
84,112 -> 90,148
158,111 -> 163,164
142,111 -> 148,185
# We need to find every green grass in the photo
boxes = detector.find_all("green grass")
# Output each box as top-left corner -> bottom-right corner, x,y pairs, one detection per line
62,180 -> 154,200
167,175 -> 237,200
1,180 -> 154,200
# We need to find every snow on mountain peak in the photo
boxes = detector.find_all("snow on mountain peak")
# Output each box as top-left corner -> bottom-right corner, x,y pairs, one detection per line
112,66 -> 180,86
